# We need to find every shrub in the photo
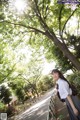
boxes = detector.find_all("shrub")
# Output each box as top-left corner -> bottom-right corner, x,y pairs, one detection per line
0,102 -> 6,112
67,72 -> 80,96
37,75 -> 54,93
15,87 -> 26,103
6,104 -> 16,116
0,85 -> 12,104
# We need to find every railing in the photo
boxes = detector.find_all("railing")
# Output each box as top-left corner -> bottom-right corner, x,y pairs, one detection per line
47,93 -> 57,120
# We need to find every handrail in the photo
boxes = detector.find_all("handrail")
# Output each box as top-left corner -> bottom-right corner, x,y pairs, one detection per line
47,92 -> 57,120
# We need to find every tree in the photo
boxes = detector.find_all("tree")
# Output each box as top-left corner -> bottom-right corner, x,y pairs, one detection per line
45,45 -> 74,72
52,36 -> 80,72
21,55 -> 43,97
0,1 -> 80,70
0,38 -> 18,84
37,75 -> 54,92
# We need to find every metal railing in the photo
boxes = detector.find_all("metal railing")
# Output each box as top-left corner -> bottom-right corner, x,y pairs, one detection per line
47,93 -> 57,120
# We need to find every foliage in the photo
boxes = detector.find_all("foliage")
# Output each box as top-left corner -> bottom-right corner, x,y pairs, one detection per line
0,101 -> 6,112
0,0 -> 80,111
15,87 -> 25,103
0,0 -> 80,71
0,85 -> 12,104
37,75 -> 54,93
67,72 -> 80,96
0,0 -> 79,70
45,45 -> 74,72
6,104 -> 16,116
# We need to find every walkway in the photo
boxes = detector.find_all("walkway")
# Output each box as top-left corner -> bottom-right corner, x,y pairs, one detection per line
8,89 -> 70,120
15,89 -> 54,120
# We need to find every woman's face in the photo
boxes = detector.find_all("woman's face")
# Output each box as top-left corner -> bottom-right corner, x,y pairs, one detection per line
52,72 -> 60,81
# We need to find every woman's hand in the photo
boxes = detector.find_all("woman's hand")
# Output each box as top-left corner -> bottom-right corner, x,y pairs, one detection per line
73,108 -> 79,116
67,95 -> 79,116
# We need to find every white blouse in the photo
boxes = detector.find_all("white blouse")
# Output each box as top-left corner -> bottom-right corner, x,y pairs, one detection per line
56,78 -> 72,99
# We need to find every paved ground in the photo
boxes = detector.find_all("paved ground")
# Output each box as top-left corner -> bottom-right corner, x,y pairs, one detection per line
15,89 -> 54,120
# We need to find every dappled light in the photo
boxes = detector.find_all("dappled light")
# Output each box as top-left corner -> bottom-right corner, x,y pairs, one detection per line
15,90 -> 53,120
0,0 -> 80,120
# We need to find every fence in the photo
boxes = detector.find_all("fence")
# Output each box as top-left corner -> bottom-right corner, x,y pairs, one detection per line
47,93 -> 57,120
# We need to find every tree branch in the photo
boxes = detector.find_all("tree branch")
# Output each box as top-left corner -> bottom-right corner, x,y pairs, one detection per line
62,7 -> 78,34
58,5 -> 66,44
58,5 -> 64,37
34,0 -> 41,17
42,0 -> 49,20
0,20 -> 46,35
34,0 -> 50,31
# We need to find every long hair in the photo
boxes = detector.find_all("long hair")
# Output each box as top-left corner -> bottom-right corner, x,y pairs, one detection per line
51,69 -> 70,86
51,69 -> 78,96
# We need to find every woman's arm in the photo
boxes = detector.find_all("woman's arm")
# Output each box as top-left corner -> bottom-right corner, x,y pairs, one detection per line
67,95 -> 79,116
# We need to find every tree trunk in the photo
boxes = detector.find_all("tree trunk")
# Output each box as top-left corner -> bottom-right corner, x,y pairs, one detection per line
45,31 -> 80,71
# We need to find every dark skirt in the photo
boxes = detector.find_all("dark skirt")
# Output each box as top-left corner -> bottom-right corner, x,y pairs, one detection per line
65,96 -> 80,120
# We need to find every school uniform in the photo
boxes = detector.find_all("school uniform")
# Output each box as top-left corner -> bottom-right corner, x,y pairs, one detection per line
56,78 -> 80,120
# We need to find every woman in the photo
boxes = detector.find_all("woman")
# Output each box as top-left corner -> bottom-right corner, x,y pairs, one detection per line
51,69 -> 80,120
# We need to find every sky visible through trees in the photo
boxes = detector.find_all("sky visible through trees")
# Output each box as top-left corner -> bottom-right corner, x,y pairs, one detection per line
0,0 -> 80,118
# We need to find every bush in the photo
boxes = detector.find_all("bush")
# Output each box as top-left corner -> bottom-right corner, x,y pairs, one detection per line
0,85 -> 12,104
37,80 -> 46,93
0,102 -> 6,112
67,72 -> 80,96
6,104 -> 16,116
24,95 -> 31,101
37,75 -> 54,93
15,87 -> 26,103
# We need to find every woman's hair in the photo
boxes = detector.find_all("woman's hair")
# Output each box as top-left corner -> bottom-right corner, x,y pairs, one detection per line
51,69 -> 78,96
51,69 -> 69,83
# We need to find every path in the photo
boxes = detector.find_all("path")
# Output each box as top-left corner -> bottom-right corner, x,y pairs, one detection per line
15,89 -> 54,120
10,89 -> 70,120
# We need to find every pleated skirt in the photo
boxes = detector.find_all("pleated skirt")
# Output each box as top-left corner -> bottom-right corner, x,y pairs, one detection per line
65,96 -> 80,120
